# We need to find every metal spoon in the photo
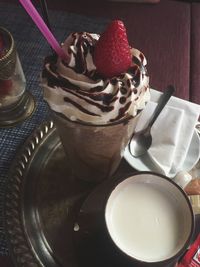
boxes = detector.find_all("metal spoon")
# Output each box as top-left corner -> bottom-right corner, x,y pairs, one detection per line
129,85 -> 175,157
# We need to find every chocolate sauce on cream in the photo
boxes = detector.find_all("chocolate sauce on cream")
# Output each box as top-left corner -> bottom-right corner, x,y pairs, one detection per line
42,32 -> 150,125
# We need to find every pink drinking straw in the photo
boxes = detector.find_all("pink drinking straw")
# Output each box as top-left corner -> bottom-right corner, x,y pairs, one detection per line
19,0 -> 68,61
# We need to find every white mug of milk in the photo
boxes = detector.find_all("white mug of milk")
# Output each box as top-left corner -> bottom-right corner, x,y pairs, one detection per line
105,172 -> 194,266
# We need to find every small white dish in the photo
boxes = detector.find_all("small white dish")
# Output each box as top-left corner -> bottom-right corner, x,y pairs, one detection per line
124,129 -> 200,178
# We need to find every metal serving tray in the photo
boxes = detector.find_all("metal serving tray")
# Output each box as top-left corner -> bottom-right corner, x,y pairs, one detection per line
4,120 -> 199,267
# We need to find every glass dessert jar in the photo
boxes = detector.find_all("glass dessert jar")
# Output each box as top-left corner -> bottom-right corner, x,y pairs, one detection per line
0,27 -> 35,127
42,26 -> 150,183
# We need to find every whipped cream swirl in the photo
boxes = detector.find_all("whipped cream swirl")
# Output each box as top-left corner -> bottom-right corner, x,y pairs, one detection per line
42,32 -> 150,125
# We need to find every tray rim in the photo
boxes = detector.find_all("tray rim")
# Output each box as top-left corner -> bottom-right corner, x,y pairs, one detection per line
4,120 -> 54,267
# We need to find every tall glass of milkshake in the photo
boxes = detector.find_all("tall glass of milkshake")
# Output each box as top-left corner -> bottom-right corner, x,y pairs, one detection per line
42,21 -> 150,182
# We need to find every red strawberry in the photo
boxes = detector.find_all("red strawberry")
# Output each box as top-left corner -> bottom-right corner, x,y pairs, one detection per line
0,79 -> 13,96
94,20 -> 132,78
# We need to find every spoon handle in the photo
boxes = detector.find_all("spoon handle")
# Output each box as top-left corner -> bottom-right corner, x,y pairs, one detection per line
148,85 -> 175,128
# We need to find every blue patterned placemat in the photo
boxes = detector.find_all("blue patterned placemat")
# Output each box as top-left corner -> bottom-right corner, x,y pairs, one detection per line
0,2 -> 109,255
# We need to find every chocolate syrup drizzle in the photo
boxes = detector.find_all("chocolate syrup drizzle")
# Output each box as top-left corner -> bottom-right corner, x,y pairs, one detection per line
42,32 -> 149,123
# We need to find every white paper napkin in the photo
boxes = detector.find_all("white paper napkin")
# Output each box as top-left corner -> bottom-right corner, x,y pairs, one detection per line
132,89 -> 200,177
